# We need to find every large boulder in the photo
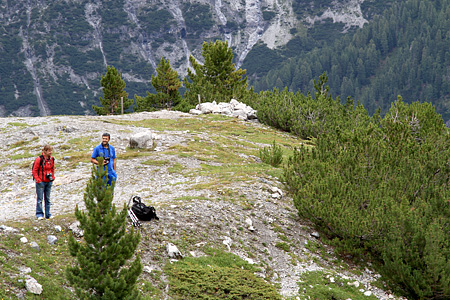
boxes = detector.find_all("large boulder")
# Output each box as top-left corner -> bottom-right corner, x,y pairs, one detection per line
231,109 -> 247,120
197,102 -> 218,114
129,131 -> 154,149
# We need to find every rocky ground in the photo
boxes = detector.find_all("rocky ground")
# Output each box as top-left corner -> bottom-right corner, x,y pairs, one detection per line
0,111 -> 406,299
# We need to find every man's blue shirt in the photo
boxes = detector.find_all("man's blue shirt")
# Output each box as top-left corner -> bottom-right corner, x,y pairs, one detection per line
91,143 -> 117,184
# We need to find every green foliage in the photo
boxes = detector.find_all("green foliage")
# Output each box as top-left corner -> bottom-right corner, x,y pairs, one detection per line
262,10 -> 276,21
59,46 -> 103,74
99,0 -> 129,29
308,19 -> 348,42
173,98 -> 194,113
283,92 -> 450,299
135,58 -> 182,111
135,91 -> 158,113
241,42 -> 284,77
182,3 -> 214,33
291,0 -> 335,17
184,40 -> 255,108
137,7 -> 175,33
42,75 -> 97,115
0,215 -> 81,300
93,66 -> 132,115
0,29 -> 35,113
66,156 -> 142,299
41,2 -> 92,43
246,74 -> 370,140
275,242 -> 290,252
164,247 -> 282,299
259,140 -> 283,167
102,34 -> 123,64
6,0 -> 450,122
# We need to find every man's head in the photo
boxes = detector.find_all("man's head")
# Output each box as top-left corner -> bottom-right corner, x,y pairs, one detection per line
102,133 -> 111,147
42,144 -> 53,158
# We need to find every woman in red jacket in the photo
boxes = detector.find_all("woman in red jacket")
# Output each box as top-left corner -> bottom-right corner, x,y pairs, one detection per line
32,145 -> 55,220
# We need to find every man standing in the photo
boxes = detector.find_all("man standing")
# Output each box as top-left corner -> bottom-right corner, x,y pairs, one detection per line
91,133 -> 117,187
32,144 -> 55,220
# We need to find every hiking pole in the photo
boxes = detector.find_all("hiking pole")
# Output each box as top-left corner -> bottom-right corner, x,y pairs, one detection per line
127,195 -> 141,227
128,208 -> 141,227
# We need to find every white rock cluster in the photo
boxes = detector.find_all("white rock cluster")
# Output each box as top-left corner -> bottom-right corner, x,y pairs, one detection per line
270,186 -> 283,199
189,99 -> 257,121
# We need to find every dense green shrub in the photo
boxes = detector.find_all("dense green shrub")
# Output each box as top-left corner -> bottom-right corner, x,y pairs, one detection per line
241,42 -> 284,77
259,140 -> 283,167
246,74 -> 363,140
93,65 -> 132,115
253,0 -> 450,122
262,10 -> 276,21
164,248 -> 281,299
283,95 -> 450,299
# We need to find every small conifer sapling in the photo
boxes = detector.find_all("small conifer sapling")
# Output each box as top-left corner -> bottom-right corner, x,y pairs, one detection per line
66,156 -> 142,299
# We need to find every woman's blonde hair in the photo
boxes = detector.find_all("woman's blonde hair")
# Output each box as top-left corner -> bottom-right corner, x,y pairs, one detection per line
43,144 -> 53,151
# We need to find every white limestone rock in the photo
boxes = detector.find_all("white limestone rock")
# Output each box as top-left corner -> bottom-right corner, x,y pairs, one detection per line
26,277 -> 43,295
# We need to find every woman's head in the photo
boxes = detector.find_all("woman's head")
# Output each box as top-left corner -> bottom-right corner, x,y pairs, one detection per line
43,144 -> 53,157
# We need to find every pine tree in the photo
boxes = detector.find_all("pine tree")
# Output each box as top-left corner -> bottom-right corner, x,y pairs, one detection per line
184,40 -> 253,107
135,58 -> 182,111
152,58 -> 182,109
93,66 -> 132,115
134,91 -> 157,113
66,156 -> 142,299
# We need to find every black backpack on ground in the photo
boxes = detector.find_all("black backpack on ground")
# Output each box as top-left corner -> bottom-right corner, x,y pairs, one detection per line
131,195 -> 159,221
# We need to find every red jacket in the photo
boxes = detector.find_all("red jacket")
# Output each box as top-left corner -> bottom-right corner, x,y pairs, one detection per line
32,155 -> 55,183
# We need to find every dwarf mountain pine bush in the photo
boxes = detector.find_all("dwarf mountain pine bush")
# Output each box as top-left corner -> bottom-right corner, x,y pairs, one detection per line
259,140 -> 283,167
283,96 -> 450,299
246,74 -> 350,140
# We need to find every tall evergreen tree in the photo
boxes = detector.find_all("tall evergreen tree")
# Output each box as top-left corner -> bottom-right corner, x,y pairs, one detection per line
135,58 -> 182,111
66,156 -> 142,299
184,40 -> 253,107
93,66 -> 132,115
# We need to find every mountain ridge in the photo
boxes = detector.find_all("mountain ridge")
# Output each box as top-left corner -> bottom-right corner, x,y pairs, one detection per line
0,0 -> 373,117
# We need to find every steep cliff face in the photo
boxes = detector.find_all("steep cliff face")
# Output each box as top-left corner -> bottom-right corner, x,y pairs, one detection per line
0,0 -> 370,116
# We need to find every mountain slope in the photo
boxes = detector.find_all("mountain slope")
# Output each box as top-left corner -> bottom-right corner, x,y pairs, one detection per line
0,111 -> 405,299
